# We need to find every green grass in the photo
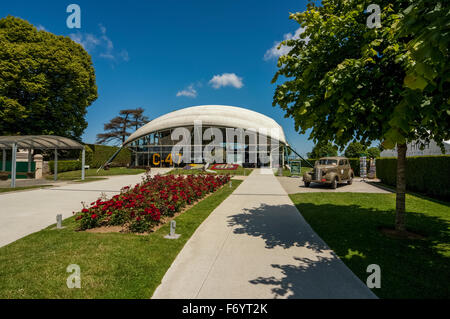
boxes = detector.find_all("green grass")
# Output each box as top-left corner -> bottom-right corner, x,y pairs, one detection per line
166,166 -> 253,176
289,192 -> 450,299
0,185 -> 53,193
0,179 -> 242,298
46,167 -> 145,180
71,177 -> 108,183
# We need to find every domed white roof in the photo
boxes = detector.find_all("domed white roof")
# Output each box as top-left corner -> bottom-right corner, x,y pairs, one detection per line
123,105 -> 287,146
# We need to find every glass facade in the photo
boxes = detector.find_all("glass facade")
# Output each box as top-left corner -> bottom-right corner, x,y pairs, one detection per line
127,126 -> 286,168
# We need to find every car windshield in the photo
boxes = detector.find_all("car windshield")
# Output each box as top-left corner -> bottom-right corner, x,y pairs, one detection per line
318,159 -> 337,165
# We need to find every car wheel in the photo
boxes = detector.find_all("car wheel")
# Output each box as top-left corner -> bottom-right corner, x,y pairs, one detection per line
348,175 -> 353,185
304,181 -> 310,187
331,178 -> 337,189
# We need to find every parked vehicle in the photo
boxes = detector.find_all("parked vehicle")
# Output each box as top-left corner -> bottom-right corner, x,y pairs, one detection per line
303,156 -> 354,189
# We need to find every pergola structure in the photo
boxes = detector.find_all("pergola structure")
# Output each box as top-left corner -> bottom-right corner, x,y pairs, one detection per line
0,135 -> 86,187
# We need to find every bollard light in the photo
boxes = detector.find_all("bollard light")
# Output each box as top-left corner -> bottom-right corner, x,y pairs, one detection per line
56,214 -> 62,229
164,220 -> 180,239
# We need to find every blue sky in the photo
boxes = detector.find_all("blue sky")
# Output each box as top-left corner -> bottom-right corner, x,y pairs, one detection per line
1,0 -> 319,156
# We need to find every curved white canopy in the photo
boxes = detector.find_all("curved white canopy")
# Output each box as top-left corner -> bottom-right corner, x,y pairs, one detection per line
123,105 -> 287,146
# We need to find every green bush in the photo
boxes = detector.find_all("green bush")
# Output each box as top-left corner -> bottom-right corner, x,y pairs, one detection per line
83,144 -> 131,168
49,160 -> 81,173
376,155 -> 450,200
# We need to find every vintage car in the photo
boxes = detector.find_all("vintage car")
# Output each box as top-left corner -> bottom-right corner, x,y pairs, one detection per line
303,156 -> 354,189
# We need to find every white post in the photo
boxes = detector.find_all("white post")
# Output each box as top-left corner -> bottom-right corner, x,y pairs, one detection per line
27,149 -> 32,173
54,148 -> 58,181
81,147 -> 85,180
11,143 -> 17,188
2,149 -> 5,171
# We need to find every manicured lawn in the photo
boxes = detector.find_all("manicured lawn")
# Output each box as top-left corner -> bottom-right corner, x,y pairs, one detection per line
46,167 -> 145,180
166,166 -> 253,176
289,192 -> 450,299
0,179 -> 242,298
0,185 -> 53,193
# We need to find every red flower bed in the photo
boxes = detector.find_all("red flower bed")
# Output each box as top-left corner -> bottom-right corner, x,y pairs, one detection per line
76,174 -> 231,233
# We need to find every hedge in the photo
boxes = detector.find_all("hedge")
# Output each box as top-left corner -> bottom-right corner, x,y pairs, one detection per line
376,155 -> 450,200
84,144 -> 131,168
49,145 -> 132,173
49,160 -> 81,174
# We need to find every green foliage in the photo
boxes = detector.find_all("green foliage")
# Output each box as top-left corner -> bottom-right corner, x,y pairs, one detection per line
85,144 -> 131,168
376,155 -> 450,200
48,160 -> 81,174
272,0 -> 449,152
367,147 -> 381,158
396,1 -> 449,111
0,16 -> 97,139
344,142 -> 366,158
307,142 -> 338,158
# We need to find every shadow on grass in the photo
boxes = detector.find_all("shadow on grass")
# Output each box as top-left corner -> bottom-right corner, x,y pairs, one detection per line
291,200 -> 450,299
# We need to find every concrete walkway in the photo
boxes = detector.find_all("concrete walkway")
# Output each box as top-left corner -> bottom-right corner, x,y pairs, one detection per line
152,169 -> 377,299
0,168 -> 170,247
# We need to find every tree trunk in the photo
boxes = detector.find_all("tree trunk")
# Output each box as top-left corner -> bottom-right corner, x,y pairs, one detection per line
395,143 -> 407,232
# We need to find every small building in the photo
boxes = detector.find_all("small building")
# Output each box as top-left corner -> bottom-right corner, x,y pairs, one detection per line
380,139 -> 450,157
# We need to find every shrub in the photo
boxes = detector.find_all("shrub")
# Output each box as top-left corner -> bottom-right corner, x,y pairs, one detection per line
49,160 -> 81,174
75,174 -> 231,232
376,155 -> 450,200
85,144 -> 131,168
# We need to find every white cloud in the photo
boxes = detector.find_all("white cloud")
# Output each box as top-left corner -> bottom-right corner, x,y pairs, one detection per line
69,24 -> 129,62
36,24 -> 47,31
69,32 -> 101,52
209,73 -> 243,89
264,27 -> 308,61
176,84 -> 197,98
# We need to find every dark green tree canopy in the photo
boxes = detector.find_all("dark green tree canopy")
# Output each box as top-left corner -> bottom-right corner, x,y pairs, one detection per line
366,146 -> 381,158
307,142 -> 338,158
344,142 -> 366,158
0,16 -> 98,140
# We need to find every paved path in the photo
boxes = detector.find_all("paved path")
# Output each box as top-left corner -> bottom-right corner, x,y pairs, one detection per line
277,176 -> 392,194
152,169 -> 377,299
0,168 -> 170,247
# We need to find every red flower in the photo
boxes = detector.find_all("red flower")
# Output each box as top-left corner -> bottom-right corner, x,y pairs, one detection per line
91,214 -> 97,219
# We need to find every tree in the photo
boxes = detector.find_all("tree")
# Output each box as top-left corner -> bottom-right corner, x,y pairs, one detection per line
367,147 -> 381,159
96,108 -> 148,145
307,142 -> 338,158
271,0 -> 449,233
126,107 -> 149,131
0,16 -> 97,140
344,142 -> 366,158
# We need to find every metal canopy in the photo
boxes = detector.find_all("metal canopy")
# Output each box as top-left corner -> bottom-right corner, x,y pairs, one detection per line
0,135 -> 84,150
0,135 -> 86,187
